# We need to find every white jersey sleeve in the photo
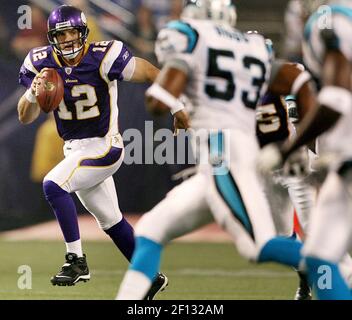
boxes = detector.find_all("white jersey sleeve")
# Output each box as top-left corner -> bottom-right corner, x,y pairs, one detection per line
331,13 -> 352,61
99,40 -> 135,82
154,20 -> 199,71
303,5 -> 352,77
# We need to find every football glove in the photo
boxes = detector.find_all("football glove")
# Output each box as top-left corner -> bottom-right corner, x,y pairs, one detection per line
282,146 -> 310,178
256,143 -> 284,175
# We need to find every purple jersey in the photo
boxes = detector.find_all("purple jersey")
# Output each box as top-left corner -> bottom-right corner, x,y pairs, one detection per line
256,93 -> 290,148
19,40 -> 134,140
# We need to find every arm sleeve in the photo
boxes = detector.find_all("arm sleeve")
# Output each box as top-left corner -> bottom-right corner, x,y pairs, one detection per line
100,40 -> 135,82
322,14 -> 352,62
18,52 -> 38,89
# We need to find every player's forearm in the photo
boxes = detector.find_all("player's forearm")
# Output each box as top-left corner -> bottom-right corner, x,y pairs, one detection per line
131,57 -> 159,83
282,105 -> 341,160
145,96 -> 170,115
144,61 -> 160,83
282,51 -> 351,157
17,95 -> 40,124
146,66 -> 188,115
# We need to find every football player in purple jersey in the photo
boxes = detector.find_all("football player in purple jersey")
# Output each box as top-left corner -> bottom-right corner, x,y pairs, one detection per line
17,4 -> 169,298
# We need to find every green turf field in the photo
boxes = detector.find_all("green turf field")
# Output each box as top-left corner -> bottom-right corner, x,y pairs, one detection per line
0,240 -> 299,300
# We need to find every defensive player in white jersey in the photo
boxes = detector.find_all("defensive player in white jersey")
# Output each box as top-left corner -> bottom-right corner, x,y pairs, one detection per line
259,0 -> 352,299
117,0 -> 317,300
17,4 -> 168,298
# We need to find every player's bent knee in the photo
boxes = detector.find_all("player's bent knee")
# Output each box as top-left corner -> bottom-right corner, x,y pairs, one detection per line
134,211 -> 170,245
99,215 -> 122,231
43,180 -> 68,200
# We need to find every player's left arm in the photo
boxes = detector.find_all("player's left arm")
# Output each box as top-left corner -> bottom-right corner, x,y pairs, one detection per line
280,29 -> 352,160
269,61 -> 317,121
257,61 -> 318,173
143,23 -> 196,129
128,57 -> 160,83
145,64 -> 189,129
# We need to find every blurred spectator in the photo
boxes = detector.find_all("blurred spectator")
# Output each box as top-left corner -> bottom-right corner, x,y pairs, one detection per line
131,5 -> 157,62
30,114 -> 64,183
65,0 -> 106,42
111,0 -> 141,13
11,5 -> 47,60
130,0 -> 182,62
139,0 -> 183,32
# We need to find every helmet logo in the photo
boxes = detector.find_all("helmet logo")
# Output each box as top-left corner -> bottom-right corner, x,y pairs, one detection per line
56,21 -> 72,29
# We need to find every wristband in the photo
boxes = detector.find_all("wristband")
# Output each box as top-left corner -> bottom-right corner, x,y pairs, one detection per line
25,88 -> 37,103
146,83 -> 185,115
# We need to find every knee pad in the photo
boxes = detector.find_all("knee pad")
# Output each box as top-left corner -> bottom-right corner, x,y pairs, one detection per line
43,180 -> 68,201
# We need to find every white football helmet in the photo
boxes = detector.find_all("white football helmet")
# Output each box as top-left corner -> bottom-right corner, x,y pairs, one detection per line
181,0 -> 237,27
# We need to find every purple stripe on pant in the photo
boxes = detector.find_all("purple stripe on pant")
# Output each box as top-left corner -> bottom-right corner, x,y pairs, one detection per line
80,146 -> 122,167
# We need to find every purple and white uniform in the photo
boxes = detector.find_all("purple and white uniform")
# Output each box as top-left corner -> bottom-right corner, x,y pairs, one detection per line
19,40 -> 134,140
19,40 -> 136,230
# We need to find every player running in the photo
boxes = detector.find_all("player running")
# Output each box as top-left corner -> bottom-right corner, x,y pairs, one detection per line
17,4 -> 167,299
258,0 -> 352,299
117,0 -> 316,299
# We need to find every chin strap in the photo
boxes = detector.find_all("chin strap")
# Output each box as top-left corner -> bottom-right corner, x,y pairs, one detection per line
60,46 -> 83,59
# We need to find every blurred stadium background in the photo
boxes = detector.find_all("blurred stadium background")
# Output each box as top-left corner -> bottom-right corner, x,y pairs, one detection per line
0,0 -> 303,299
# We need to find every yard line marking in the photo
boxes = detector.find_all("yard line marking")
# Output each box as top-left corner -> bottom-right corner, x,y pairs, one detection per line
91,268 -> 295,278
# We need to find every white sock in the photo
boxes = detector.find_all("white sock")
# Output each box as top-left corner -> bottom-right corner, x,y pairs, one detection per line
65,239 -> 83,257
116,270 -> 152,300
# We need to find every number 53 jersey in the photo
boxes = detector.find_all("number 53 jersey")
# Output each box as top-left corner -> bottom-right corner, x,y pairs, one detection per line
19,40 -> 135,140
155,19 -> 273,132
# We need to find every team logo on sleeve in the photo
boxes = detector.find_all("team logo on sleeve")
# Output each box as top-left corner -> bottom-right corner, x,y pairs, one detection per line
65,67 -> 72,75
122,51 -> 129,61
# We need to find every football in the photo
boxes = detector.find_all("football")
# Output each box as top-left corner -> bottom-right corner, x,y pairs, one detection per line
36,68 -> 64,113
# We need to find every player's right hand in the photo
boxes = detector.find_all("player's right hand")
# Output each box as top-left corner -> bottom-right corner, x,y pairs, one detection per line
173,110 -> 189,135
30,68 -> 50,95
282,146 -> 310,178
256,143 -> 284,175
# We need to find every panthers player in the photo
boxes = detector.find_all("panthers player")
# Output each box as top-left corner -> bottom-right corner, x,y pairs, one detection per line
259,0 -> 352,299
17,5 -> 167,298
116,0 -> 318,300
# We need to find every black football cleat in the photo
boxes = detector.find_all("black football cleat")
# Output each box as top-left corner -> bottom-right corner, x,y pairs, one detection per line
51,253 -> 90,286
294,271 -> 312,300
144,273 -> 169,300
